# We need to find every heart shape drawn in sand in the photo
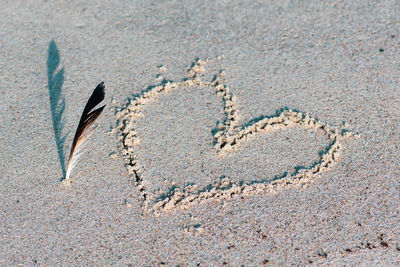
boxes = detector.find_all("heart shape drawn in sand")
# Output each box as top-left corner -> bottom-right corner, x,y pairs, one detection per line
117,59 -> 354,212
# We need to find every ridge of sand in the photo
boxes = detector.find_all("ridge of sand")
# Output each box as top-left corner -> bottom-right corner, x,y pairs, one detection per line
116,59 -> 356,213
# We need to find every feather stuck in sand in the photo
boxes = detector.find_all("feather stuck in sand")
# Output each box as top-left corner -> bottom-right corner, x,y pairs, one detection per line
64,82 -> 106,182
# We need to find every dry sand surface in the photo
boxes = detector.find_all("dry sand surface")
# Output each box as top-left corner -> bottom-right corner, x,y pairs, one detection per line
1,0 -> 400,266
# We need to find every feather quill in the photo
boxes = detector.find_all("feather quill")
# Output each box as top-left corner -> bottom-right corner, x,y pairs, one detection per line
64,82 -> 106,181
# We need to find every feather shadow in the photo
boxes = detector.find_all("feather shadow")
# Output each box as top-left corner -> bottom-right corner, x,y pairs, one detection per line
47,40 -> 67,178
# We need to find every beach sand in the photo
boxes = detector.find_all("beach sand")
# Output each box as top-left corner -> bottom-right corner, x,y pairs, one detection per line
1,1 -> 399,265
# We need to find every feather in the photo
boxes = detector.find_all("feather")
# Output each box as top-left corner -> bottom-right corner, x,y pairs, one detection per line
64,82 -> 106,181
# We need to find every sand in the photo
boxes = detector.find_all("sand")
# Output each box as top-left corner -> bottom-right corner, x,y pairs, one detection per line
1,0 -> 400,266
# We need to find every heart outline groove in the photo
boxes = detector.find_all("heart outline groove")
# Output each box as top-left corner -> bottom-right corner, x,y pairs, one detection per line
117,59 -> 355,212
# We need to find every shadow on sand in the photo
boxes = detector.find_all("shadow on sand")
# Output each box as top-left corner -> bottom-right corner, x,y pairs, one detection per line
47,40 -> 67,179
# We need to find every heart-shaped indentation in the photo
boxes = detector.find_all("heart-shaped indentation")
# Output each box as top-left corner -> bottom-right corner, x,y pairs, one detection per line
117,59 -> 354,212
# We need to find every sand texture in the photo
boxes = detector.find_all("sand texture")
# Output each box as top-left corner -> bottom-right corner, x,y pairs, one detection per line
1,0 -> 400,266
